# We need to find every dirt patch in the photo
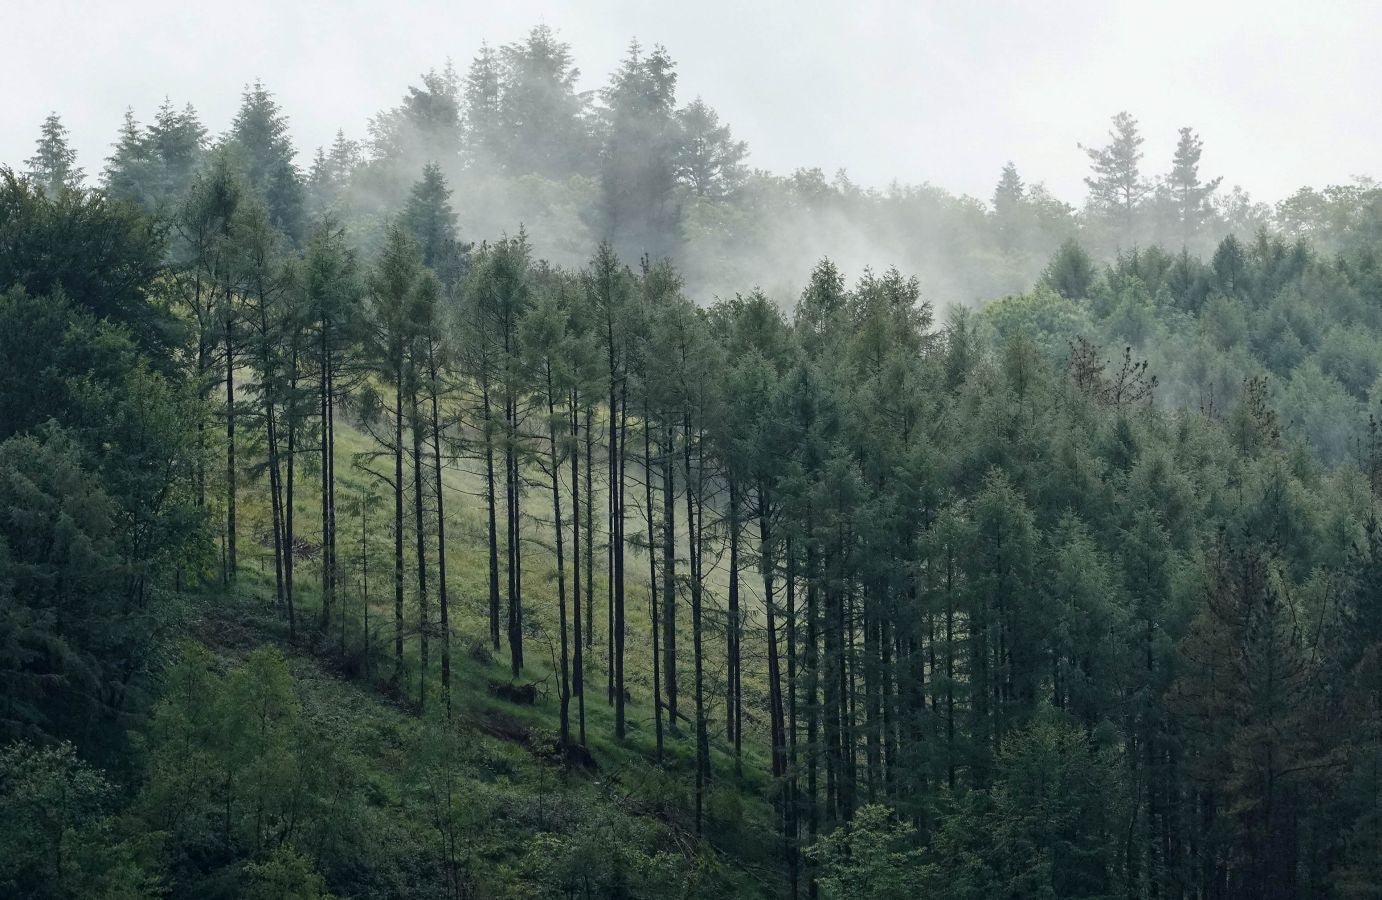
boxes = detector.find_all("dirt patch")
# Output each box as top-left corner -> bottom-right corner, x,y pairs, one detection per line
474,707 -> 532,746
487,679 -> 538,705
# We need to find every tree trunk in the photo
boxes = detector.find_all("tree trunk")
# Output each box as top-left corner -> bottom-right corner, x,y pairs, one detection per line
429,344 -> 451,715
645,411 -> 663,761
662,421 -> 678,730
570,391 -> 586,744
546,368 -> 570,745
615,383 -> 628,737
225,325 -> 237,579
412,384 -> 429,711
483,377 -> 501,650
728,479 -> 742,771
393,379 -> 405,687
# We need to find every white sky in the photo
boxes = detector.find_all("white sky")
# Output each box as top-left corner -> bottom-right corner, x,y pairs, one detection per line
3,0 -> 1377,205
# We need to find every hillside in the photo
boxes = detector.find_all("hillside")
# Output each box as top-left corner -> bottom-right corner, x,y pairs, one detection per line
8,21 -> 1382,900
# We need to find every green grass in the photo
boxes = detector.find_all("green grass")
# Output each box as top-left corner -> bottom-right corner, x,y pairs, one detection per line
186,411 -> 787,894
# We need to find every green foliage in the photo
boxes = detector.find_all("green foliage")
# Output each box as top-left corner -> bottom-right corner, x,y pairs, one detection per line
1039,239 -> 1097,300
25,112 -> 83,194
19,39 -> 1382,900
0,170 -> 174,354
244,846 -> 335,900
807,805 -> 927,900
0,741 -> 162,899
931,718 -> 1126,899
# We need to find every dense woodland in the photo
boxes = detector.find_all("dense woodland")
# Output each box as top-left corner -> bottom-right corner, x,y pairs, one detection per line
7,23 -> 1382,900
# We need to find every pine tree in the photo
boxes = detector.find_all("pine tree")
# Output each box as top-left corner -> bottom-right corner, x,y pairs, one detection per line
1082,111 -> 1149,241
675,98 -> 747,200
307,131 -> 360,217
104,109 -> 153,207
146,99 -> 207,207
1167,126 -> 1222,246
402,163 -> 461,275
302,219 -> 360,642
599,42 -> 682,263
369,64 -> 462,168
463,42 -> 504,165
992,161 -> 1025,254
498,25 -> 590,178
361,224 -> 426,689
228,82 -> 305,242
25,113 -> 83,194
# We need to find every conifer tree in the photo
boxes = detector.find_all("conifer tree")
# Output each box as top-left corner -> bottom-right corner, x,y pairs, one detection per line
228,82 -> 305,242
1167,126 -> 1222,246
675,97 -> 747,200
25,113 -> 83,194
1082,111 -> 1149,242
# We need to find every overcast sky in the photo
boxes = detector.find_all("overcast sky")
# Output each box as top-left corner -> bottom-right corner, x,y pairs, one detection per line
4,0 -> 1378,205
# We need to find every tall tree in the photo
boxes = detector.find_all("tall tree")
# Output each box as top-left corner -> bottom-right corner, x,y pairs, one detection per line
498,25 -> 591,178
675,97 -> 747,200
599,42 -> 682,263
361,224 -> 426,690
303,220 -> 360,640
402,163 -> 462,276
227,82 -> 305,242
1082,110 -> 1149,241
992,161 -> 1025,254
463,42 -> 504,165
1167,126 -> 1222,246
25,113 -> 83,194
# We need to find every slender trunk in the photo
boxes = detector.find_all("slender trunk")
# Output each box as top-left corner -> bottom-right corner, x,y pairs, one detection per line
685,411 -> 707,834
362,497 -> 369,679
570,391 -> 585,745
320,329 -> 333,634
614,384 -> 627,737
285,400 -> 296,641
946,545 -> 956,789
728,479 -> 741,769
786,534 -> 800,899
584,406 -> 594,650
506,382 -> 523,677
328,369 -> 339,655
760,491 -> 786,782
429,344 -> 451,714
606,317 -> 618,708
483,377 -> 501,650
412,383 -> 429,711
546,368 -> 570,744
393,379 -> 405,687
805,505 -> 819,849
225,325 -> 237,579
645,412 -> 663,761
662,421 -> 678,729
266,401 -> 285,607
607,427 -> 615,707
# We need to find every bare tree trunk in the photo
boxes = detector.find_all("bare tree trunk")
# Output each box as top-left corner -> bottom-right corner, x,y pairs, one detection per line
225,324 -> 238,580
662,421 -> 678,730
584,406 -> 594,651
546,369 -> 570,745
570,391 -> 586,744
645,412 -> 663,761
483,378 -> 501,651
393,380 -> 405,688
412,384 -> 429,711
429,346 -> 451,714
615,384 -> 628,737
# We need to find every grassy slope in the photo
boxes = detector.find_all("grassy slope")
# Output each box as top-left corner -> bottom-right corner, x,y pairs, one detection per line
184,410 -> 784,895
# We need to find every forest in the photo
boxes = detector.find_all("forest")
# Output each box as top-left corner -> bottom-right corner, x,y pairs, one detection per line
5,21 -> 1382,900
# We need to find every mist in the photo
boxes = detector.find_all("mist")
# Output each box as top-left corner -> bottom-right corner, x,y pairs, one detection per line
14,8 -> 1382,898
7,5 -> 1382,309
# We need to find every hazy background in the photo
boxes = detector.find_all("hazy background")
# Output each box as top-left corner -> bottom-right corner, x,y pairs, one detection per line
4,0 -> 1378,204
